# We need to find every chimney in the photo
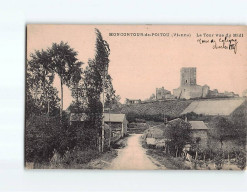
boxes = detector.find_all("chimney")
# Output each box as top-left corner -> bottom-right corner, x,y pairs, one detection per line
185,116 -> 188,122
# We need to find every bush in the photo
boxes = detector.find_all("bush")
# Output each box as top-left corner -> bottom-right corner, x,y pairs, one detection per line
214,150 -> 224,170
236,151 -> 246,170
25,115 -> 62,163
49,148 -> 100,168
25,112 -> 99,164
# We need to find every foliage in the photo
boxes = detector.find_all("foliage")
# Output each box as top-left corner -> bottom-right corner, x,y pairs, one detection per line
25,112 -> 100,163
236,150 -> 246,170
26,29 -> 120,165
48,41 -> 83,115
164,118 -> 191,156
50,148 -> 100,167
208,116 -> 237,148
230,102 -> 247,144
83,29 -> 110,137
50,148 -> 100,168
25,114 -> 64,162
214,150 -> 224,170
181,112 -> 212,122
26,50 -> 60,118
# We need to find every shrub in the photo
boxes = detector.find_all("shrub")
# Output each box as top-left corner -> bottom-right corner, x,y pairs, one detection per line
49,148 -> 100,168
214,150 -> 224,170
25,115 -> 62,163
236,150 -> 246,170
25,112 -> 99,163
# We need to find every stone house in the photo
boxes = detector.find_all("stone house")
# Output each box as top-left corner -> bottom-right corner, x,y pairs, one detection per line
188,121 -> 209,148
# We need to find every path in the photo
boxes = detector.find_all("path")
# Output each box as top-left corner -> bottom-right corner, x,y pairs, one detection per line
108,134 -> 165,170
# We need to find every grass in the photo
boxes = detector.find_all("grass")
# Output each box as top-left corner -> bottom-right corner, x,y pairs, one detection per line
28,135 -> 132,169
140,136 -> 191,170
146,149 -> 191,170
30,148 -> 118,169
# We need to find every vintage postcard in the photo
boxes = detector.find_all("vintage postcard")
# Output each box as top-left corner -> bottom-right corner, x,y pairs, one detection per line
25,25 -> 247,170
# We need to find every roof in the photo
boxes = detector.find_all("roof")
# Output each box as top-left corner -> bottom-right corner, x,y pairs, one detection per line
70,112 -> 126,123
189,121 -> 208,130
103,113 -> 126,122
181,98 -> 245,116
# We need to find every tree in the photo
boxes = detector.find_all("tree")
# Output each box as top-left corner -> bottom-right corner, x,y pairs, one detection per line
83,29 -> 110,152
145,93 -> 156,101
164,118 -> 191,157
26,49 -> 60,118
208,116 -> 236,148
48,41 -> 83,117
70,78 -> 87,113
83,59 -> 104,150
104,74 -> 121,110
230,101 -> 247,144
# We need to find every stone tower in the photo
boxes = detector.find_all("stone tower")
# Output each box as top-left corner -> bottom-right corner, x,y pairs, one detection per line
180,67 -> 197,86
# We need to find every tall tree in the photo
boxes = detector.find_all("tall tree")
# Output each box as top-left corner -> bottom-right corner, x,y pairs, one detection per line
48,41 -> 83,116
26,49 -> 60,117
84,29 -> 110,152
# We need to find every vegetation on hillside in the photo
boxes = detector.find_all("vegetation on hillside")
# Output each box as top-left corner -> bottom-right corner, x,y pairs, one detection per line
117,100 -> 192,123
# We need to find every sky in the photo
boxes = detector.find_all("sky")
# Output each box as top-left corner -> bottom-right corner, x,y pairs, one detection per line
27,25 -> 247,109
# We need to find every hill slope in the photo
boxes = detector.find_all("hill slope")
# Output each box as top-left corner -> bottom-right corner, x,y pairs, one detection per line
118,100 -> 193,117
116,98 -> 247,118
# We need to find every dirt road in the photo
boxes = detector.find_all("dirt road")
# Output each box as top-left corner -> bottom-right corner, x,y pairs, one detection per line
108,134 -> 165,170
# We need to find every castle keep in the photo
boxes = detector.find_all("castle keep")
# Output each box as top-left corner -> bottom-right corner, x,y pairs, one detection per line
173,67 -> 238,100
180,67 -> 197,86
173,67 -> 209,99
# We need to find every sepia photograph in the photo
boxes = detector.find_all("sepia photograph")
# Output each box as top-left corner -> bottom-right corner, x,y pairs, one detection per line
25,25 -> 247,170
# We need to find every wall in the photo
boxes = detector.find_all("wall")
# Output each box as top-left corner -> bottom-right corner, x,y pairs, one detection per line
174,85 -> 205,99
156,87 -> 171,100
